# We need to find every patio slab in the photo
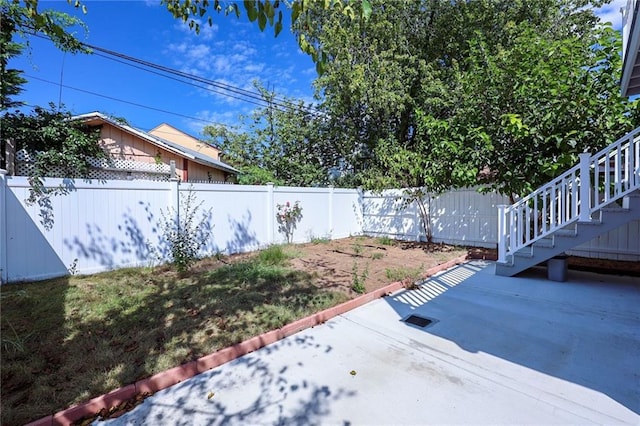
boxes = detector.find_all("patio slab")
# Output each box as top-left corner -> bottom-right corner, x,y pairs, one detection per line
99,261 -> 640,425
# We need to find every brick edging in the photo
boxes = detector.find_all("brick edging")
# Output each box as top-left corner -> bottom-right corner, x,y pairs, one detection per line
27,256 -> 469,426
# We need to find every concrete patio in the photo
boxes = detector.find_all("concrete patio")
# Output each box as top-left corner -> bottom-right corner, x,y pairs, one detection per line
100,261 -> 640,425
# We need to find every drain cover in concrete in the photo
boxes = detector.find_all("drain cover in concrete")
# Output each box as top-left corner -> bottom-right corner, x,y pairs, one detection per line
403,315 -> 434,328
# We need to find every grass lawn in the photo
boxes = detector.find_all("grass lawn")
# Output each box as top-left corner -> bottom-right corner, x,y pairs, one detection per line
1,246 -> 349,425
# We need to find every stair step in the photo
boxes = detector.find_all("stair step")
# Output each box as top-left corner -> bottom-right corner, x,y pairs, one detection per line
554,229 -> 577,238
532,238 -> 554,248
514,248 -> 533,258
601,207 -> 629,213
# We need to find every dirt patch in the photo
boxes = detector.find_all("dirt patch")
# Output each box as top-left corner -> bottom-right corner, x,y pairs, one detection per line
288,236 -> 468,295
287,237 -> 640,293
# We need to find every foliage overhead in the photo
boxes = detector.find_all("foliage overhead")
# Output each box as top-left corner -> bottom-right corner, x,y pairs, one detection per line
1,0 -> 89,109
295,0 -> 638,197
203,82 -> 335,186
160,0 -> 372,72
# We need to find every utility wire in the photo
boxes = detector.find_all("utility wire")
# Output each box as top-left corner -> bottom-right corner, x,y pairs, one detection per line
82,41 -> 321,115
31,33 -> 322,116
25,74 -> 230,127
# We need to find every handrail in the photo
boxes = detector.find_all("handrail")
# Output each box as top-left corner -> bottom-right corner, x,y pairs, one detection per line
498,127 -> 640,263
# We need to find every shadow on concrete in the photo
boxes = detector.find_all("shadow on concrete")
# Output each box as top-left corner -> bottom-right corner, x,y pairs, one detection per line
102,334 -> 356,425
384,261 -> 640,415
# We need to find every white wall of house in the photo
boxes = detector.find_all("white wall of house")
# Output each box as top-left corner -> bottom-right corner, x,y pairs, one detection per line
1,173 -> 637,284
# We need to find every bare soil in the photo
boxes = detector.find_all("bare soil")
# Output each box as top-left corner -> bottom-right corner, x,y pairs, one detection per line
287,237 -> 640,293
289,236 -> 469,294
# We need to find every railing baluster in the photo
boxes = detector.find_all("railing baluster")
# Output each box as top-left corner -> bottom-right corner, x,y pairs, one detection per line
615,146 -> 622,197
525,203 -> 531,244
604,154 -> 611,202
533,195 -> 539,238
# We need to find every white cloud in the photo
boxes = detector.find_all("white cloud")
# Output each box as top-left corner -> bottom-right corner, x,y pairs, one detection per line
593,0 -> 626,29
174,19 -> 219,41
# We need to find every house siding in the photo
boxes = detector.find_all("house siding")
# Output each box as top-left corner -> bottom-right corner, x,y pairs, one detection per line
94,122 -> 238,182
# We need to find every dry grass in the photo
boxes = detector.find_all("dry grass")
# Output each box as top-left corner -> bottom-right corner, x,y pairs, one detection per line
0,245 -> 348,425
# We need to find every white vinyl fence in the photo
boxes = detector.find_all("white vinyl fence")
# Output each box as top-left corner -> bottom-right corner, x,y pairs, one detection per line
363,188 -> 640,260
1,172 -> 638,283
0,173 -> 362,283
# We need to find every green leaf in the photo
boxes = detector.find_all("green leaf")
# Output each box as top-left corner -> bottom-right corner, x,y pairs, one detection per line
244,0 -> 258,22
274,11 -> 283,37
361,0 -> 372,21
258,9 -> 267,30
291,2 -> 300,23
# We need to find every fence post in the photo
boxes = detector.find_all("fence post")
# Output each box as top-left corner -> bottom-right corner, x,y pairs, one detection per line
266,183 -> 274,244
169,161 -> 180,225
497,204 -> 506,262
328,185 -> 334,237
357,187 -> 364,235
0,170 -> 7,283
579,152 -> 592,222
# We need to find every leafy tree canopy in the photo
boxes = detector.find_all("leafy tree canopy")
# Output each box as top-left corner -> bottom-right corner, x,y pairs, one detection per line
296,0 -> 638,197
161,0 -> 372,72
203,82 -> 335,186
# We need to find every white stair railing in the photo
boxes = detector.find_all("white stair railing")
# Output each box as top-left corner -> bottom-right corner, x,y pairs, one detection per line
498,127 -> 640,263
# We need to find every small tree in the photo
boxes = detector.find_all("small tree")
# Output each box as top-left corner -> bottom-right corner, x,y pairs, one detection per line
276,201 -> 303,244
158,189 -> 213,273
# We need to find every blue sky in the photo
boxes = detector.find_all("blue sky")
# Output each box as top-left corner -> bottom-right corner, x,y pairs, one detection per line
11,1 -> 317,135
10,0 -> 627,137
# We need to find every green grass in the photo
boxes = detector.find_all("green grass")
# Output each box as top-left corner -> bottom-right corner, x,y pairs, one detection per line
371,252 -> 384,260
376,236 -> 395,246
0,252 -> 348,425
385,264 -> 425,283
310,236 -> 331,244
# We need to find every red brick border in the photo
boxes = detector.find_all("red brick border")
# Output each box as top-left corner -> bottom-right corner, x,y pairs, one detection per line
30,256 -> 468,425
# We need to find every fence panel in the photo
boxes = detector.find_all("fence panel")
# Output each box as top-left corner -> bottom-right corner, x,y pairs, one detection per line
362,188 -> 509,248
2,178 -> 364,283
2,175 -> 638,284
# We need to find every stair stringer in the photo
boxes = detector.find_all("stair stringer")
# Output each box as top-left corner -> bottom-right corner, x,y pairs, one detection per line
495,192 -> 640,276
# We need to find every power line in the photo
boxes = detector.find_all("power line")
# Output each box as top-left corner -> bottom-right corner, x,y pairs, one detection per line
82,41 -> 322,116
31,33 -> 322,116
25,74 -> 230,127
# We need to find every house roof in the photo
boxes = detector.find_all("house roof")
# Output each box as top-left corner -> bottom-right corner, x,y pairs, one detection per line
72,112 -> 239,175
148,123 -> 223,158
622,0 -> 640,97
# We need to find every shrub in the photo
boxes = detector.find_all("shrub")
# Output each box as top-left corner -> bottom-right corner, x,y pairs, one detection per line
276,201 -> 303,243
159,189 -> 213,273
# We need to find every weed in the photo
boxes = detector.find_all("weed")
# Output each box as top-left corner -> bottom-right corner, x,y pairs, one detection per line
385,264 -> 424,284
310,236 -> 331,244
376,236 -> 395,246
351,261 -> 368,293
214,250 -> 226,261
371,252 -> 384,260
258,245 -> 291,265
352,241 -> 364,255
1,322 -> 33,354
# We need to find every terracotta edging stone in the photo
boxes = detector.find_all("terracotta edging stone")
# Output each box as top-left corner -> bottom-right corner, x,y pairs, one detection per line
37,255 -> 469,425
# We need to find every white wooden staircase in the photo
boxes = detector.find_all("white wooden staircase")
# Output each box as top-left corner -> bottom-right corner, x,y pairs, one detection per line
495,127 -> 640,277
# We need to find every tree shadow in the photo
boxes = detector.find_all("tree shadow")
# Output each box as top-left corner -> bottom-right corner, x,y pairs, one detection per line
384,261 -> 640,416
100,334 -> 356,425
225,211 -> 259,254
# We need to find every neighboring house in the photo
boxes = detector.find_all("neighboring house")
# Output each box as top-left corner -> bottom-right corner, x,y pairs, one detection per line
149,123 -> 223,161
622,0 -> 639,96
14,112 -> 239,183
